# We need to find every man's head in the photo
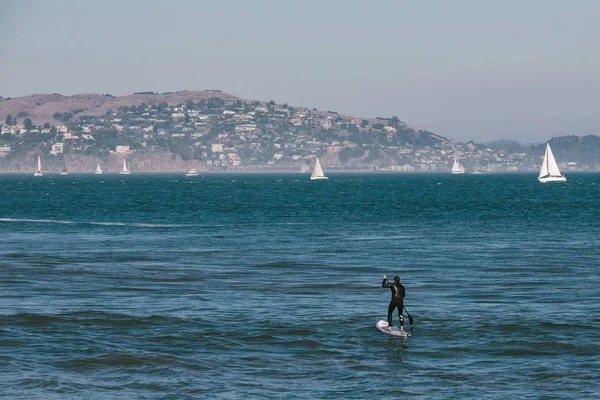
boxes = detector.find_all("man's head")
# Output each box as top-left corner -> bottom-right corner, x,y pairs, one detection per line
394,276 -> 400,283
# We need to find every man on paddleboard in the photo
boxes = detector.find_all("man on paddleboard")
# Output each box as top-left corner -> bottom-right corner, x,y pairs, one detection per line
382,275 -> 405,333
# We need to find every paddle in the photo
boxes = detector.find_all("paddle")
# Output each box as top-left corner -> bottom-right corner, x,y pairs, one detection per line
404,306 -> 414,325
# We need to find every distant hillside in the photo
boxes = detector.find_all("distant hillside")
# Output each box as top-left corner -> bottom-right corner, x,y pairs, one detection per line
0,90 -> 239,126
1,90 -> 600,172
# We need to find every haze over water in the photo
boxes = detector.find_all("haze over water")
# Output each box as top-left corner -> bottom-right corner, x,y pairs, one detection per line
1,173 -> 599,399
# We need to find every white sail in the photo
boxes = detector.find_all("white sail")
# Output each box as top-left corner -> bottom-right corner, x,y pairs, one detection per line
119,159 -> 131,174
538,143 -> 566,183
95,163 -> 103,175
451,158 -> 465,174
310,157 -> 328,180
34,155 -> 43,176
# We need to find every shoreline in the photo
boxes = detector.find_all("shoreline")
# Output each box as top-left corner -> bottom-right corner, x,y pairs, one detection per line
1,170 -> 590,175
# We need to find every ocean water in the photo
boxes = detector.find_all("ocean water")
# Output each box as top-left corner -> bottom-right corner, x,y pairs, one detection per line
1,173 -> 599,399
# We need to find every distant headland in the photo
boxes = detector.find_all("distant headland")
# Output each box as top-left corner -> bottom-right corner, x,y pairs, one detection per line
1,90 -> 599,173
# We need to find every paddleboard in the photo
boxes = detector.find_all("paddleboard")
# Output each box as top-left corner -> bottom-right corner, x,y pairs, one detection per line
376,320 -> 411,337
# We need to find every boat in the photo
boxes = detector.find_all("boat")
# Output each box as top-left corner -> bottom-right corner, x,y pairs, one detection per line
451,157 -> 465,174
538,143 -> 566,183
34,155 -> 43,176
310,157 -> 328,180
95,163 -> 103,175
185,168 -> 200,177
119,159 -> 131,175
60,165 -> 68,175
473,162 -> 491,175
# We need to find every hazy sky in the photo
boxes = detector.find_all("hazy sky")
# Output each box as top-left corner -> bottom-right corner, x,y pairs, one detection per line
1,0 -> 600,143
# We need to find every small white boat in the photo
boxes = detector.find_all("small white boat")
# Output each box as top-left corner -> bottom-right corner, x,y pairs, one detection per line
34,155 -> 43,176
451,158 -> 465,174
538,143 -> 566,183
119,159 -> 131,175
60,165 -> 68,175
186,168 -> 200,177
95,163 -> 103,175
310,157 -> 328,180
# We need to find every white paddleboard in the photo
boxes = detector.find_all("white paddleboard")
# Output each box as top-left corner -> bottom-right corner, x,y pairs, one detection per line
376,320 -> 411,337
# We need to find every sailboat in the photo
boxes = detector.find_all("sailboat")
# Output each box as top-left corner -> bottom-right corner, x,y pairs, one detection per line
310,157 -> 328,180
451,158 -> 465,174
34,155 -> 43,176
473,161 -> 491,174
185,168 -> 200,177
538,143 -> 566,183
60,165 -> 68,175
119,159 -> 131,175
95,163 -> 103,175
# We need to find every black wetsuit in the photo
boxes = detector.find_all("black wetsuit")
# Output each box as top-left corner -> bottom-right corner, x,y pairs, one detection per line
382,279 -> 405,327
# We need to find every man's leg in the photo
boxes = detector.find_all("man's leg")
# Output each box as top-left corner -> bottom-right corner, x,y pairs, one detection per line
398,305 -> 404,333
387,303 -> 396,331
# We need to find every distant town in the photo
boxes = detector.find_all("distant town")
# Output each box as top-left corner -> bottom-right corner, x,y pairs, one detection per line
1,90 -> 600,173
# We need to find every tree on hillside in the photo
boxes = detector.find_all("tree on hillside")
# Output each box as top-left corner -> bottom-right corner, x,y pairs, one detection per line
338,148 -> 365,164
5,114 -> 14,126
388,116 -> 402,128
24,118 -> 33,130
207,97 -> 224,109
347,124 -> 359,134
53,112 -> 73,122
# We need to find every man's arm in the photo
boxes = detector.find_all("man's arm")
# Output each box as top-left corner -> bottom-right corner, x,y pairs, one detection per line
382,275 -> 392,288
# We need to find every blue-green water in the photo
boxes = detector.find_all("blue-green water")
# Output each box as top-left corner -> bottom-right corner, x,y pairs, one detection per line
1,173 -> 599,399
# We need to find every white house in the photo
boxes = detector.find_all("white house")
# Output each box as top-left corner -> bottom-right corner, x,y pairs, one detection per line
228,153 -> 241,166
235,124 -> 257,133
50,143 -> 64,155
0,145 -> 11,157
115,145 -> 130,154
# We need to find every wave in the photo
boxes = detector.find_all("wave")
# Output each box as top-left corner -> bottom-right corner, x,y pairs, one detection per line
0,217 -> 75,225
0,218 -> 192,228
1,218 -> 311,229
61,352 -> 179,368
0,311 -> 185,328
345,235 -> 421,241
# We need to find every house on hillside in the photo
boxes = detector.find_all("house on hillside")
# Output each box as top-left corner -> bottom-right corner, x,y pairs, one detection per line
50,143 -> 64,155
115,145 -> 131,154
